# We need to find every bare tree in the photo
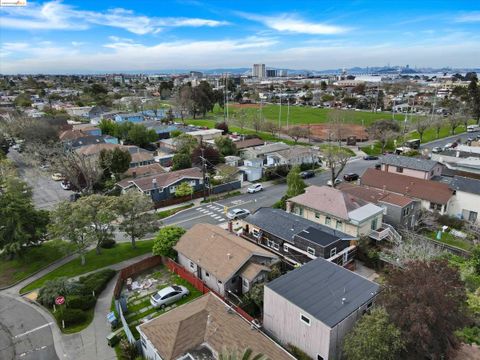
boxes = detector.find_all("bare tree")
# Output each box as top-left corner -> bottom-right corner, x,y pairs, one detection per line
251,110 -> 263,133
287,126 -> 310,143
322,145 -> 351,187
262,121 -> 280,137
326,109 -> 345,145
448,113 -> 462,135
432,115 -> 446,139
367,119 -> 400,153
174,85 -> 193,123
233,109 -> 248,132
414,116 -> 431,142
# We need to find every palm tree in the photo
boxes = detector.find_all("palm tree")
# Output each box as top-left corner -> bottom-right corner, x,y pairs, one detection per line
219,348 -> 267,360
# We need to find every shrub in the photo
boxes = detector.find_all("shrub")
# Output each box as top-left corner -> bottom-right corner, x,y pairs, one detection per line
78,269 -> 116,295
67,294 -> 96,310
215,121 -> 228,134
455,326 -> 480,345
263,165 -> 290,180
101,239 -> 116,249
37,277 -> 83,307
59,308 -> 87,327
437,214 -> 465,230
286,344 -> 313,360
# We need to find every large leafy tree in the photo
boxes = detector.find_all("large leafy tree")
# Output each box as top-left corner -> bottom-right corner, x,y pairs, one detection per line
173,133 -> 198,155
175,182 -> 193,197
380,259 -> 467,359
0,177 -> 49,258
215,136 -> 237,156
152,226 -> 186,258
171,152 -> 192,171
343,307 -> 405,360
127,124 -> 157,147
467,76 -> 480,124
117,191 -> 157,249
99,147 -> 132,178
286,165 -> 307,198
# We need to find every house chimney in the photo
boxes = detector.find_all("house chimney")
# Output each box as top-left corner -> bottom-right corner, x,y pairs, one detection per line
132,171 -> 137,178
227,253 -> 232,260
152,178 -> 157,188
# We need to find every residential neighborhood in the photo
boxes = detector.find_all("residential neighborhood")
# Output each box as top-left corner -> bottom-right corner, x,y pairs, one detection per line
1,1 -> 480,360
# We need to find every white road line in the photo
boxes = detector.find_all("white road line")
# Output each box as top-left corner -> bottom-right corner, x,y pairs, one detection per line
13,322 -> 53,339
212,215 -> 221,219
206,204 -> 213,208
198,209 -> 208,213
196,208 -> 203,211
218,218 -> 226,222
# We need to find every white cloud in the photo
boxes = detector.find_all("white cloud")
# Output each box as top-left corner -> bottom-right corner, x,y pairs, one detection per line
455,12 -> 480,23
0,0 -> 228,34
240,13 -> 349,35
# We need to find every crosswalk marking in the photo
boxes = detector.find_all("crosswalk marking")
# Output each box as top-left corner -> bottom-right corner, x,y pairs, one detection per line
218,218 -> 226,222
212,215 -> 221,219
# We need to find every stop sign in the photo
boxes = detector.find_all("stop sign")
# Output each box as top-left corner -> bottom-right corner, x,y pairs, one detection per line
55,296 -> 65,305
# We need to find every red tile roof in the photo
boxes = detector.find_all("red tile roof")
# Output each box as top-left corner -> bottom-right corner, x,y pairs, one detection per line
361,168 -> 453,204
338,183 -> 415,207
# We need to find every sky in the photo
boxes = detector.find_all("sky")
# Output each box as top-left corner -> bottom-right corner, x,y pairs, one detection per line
0,0 -> 479,74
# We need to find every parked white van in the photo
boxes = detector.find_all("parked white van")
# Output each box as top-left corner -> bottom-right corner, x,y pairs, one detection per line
467,125 -> 480,133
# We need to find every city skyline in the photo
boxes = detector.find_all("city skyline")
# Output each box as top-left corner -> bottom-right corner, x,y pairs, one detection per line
1,0 -> 480,74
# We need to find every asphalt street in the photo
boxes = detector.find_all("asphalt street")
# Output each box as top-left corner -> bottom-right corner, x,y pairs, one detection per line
420,132 -> 476,150
7,149 -> 73,210
163,157 -> 376,229
0,294 -> 58,360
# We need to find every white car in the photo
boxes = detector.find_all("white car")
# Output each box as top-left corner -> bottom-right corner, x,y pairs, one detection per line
60,181 -> 71,190
247,183 -> 263,193
227,208 -> 251,220
150,285 -> 189,309
327,178 -> 342,187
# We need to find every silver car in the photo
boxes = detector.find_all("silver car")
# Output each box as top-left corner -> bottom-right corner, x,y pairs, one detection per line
150,285 -> 189,308
226,208 -> 251,220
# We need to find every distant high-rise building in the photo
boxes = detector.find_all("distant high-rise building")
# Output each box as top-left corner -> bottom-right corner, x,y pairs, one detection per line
266,69 -> 277,77
279,69 -> 288,77
252,64 -> 266,78
190,71 -> 203,79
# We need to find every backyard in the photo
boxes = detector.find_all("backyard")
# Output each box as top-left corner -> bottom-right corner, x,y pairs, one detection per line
20,240 -> 154,293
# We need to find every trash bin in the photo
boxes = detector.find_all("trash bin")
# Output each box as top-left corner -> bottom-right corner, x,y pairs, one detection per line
106,332 -> 119,347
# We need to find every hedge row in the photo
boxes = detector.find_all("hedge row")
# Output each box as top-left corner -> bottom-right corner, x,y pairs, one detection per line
78,268 -> 117,295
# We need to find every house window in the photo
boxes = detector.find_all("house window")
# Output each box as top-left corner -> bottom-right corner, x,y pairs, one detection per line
268,240 -> 279,251
330,248 -> 337,257
300,314 -> 311,326
283,244 -> 289,252
273,242 -> 279,251
371,218 -> 378,230
396,167 -> 403,173
325,217 -> 331,226
205,272 -> 210,278
307,247 -> 315,256
315,212 -> 320,219
429,202 -> 442,211
336,221 -> 343,230
298,207 -> 304,216
141,336 -> 146,348
243,278 -> 249,287
169,186 -> 176,192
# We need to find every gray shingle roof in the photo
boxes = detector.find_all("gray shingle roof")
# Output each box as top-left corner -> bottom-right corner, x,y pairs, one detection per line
244,208 -> 352,245
450,176 -> 480,195
381,154 -> 439,172
266,257 -> 380,328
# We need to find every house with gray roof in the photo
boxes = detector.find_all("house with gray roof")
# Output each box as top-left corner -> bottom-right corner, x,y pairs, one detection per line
242,208 -> 356,266
380,154 -> 443,180
263,257 -> 380,360
448,176 -> 480,224
240,142 -> 290,162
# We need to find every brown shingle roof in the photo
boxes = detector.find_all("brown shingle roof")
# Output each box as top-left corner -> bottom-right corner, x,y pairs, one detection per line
235,138 -> 264,150
361,168 -> 453,204
124,163 -> 165,178
76,143 -> 120,156
338,183 -> 415,207
240,262 -> 270,282
174,224 -> 277,282
139,293 -> 293,360
59,129 -> 87,141
117,167 -> 202,191
288,185 -> 369,220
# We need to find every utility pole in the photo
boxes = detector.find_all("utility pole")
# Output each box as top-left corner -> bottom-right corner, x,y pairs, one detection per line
200,148 -> 207,201
287,98 -> 290,130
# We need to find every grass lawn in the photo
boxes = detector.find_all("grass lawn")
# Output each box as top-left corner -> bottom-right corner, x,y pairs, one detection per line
0,240 -> 76,288
20,240 -> 154,293
53,307 -> 95,334
429,231 -> 473,251
156,203 -> 194,219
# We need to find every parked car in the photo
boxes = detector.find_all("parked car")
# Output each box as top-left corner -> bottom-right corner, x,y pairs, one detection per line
300,170 -> 315,179
51,173 -> 64,181
247,183 -> 263,193
61,181 -> 71,190
150,285 -> 189,309
343,173 -> 359,182
227,208 -> 251,220
431,147 -> 442,153
327,178 -> 342,187
363,155 -> 379,160
443,143 -> 453,150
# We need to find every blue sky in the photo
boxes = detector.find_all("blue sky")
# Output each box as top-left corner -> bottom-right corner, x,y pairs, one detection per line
0,0 -> 479,74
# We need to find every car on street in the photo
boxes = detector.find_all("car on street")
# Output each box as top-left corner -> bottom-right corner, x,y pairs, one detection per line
247,183 -> 263,193
150,285 -> 189,309
363,155 -> 379,160
227,208 -> 251,220
443,143 -> 453,150
300,170 -> 315,179
431,146 -> 443,153
61,181 -> 71,190
327,178 -> 342,187
51,173 -> 64,181
343,173 -> 359,182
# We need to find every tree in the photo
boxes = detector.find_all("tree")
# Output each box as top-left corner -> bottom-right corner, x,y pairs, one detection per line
414,116 -> 431,142
467,76 -> 480,124
174,84 -> 193,122
99,148 -> 131,178
192,81 -> 215,118
192,144 -> 222,170
380,259 -> 467,359
215,136 -> 237,156
74,195 -> 118,254
152,226 -> 186,258
251,111 -> 263,133
173,133 -> 198,154
432,115 -> 445,139
98,119 -> 116,136
119,339 -> 138,360
117,191 -> 157,249
0,177 -> 49,258
175,182 -> 194,197
448,113 -> 462,135
37,277 -> 81,308
381,232 -> 443,266
367,119 -> 400,153
14,93 -> 32,107
126,124 -> 157,147
288,126 -> 310,143
323,145 -> 351,188
286,165 -> 307,198
49,201 -> 94,265
262,121 -> 280,137
171,152 -> 192,171
343,307 -> 405,360
246,283 -> 264,310
234,109 -> 248,131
